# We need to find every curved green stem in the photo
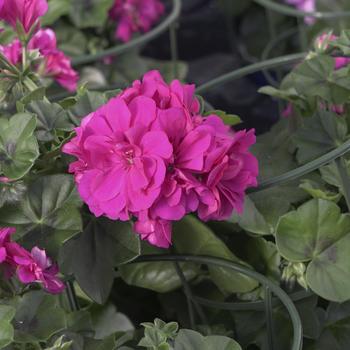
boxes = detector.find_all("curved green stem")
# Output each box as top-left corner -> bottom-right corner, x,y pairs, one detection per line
71,0 -> 181,66
132,254 -> 303,350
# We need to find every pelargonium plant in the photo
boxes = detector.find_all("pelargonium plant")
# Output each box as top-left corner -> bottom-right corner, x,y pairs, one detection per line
3,0 -> 350,349
0,0 -> 258,348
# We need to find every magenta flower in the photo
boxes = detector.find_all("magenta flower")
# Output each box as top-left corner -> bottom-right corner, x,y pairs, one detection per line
0,227 -> 15,265
0,0 -> 48,33
0,28 -> 78,91
285,0 -> 316,25
64,71 -> 258,248
0,227 -> 65,294
109,0 -> 165,42
13,247 -> 65,294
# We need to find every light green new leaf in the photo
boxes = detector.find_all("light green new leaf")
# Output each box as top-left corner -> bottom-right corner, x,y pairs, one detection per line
0,113 -> 39,180
204,110 -> 242,126
173,216 -> 258,294
276,199 -> 350,301
174,329 -> 241,350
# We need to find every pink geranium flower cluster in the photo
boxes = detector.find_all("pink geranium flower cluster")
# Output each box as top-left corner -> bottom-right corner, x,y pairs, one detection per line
0,28 -> 78,91
109,0 -> 165,42
64,71 -> 258,248
285,0 -> 316,25
0,0 -> 48,33
0,227 -> 65,294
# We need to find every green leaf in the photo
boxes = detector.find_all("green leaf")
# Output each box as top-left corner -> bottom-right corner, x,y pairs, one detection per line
0,321 -> 14,349
0,174 -> 82,257
42,0 -> 71,25
61,219 -> 140,304
84,336 -> 116,350
174,329 -> 241,350
27,100 -> 75,141
276,199 -> 350,301
119,242 -> 198,293
13,291 -> 66,342
90,303 -> 133,340
69,0 -> 114,28
173,216 -> 258,294
0,113 -> 39,180
0,305 -> 15,349
294,110 -> 347,164
55,25 -> 88,57
230,196 -> 272,235
67,91 -> 109,125
306,300 -> 350,349
300,179 -> 341,202
328,29 -> 350,55
289,55 -> 350,104
44,335 -> 73,350
16,86 -> 46,112
204,110 -> 241,126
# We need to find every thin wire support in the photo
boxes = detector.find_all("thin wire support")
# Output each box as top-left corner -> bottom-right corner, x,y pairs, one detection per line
265,286 -> 275,350
132,254 -> 303,350
71,0 -> 182,66
169,22 -> 179,79
66,280 -> 80,312
196,52 -> 306,94
253,0 -> 350,21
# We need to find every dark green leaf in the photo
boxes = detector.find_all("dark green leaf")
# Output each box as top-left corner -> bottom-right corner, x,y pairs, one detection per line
61,219 -> 139,304
0,174 -> 82,257
294,110 -> 347,164
69,0 -> 114,28
173,216 -> 258,294
28,100 -> 75,141
0,113 -> 39,180
13,291 -> 65,342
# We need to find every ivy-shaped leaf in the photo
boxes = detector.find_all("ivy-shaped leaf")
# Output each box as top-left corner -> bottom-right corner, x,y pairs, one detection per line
294,110 -> 347,164
0,174 -> 82,257
61,218 -> 140,304
289,55 -> 350,104
173,216 -> 258,294
13,291 -> 66,343
0,113 -> 39,180
276,198 -> 350,302
0,305 -> 15,349
174,329 -> 241,350
69,0 -> 114,28
27,100 -> 75,141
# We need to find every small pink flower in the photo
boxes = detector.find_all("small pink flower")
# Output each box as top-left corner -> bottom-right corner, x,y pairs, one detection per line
109,0 -> 165,42
0,227 -> 65,294
285,0 -> 316,25
0,28 -> 78,91
14,247 -> 65,294
64,71 -> 258,248
0,0 -> 48,33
